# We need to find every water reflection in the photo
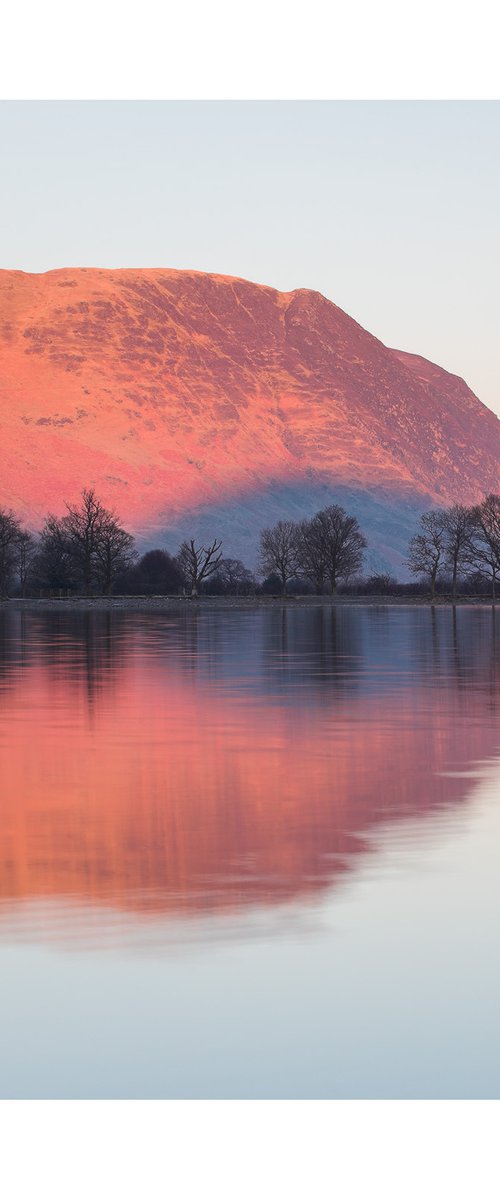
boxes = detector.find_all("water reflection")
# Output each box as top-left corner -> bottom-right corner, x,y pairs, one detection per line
0,606 -> 499,942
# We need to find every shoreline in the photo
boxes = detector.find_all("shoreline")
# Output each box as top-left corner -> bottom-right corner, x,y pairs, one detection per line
1,594 -> 498,612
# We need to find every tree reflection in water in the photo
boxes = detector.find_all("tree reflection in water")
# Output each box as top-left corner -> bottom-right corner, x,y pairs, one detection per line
0,605 -> 499,941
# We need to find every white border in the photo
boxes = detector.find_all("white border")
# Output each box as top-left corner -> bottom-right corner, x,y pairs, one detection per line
2,1100 -> 500,1199
2,0 -> 500,100
2,4 -> 499,1196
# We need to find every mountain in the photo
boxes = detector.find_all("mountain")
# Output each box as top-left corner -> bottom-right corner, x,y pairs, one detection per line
1,267 -> 498,572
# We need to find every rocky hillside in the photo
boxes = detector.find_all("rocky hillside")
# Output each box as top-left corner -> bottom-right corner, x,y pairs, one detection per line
1,267 -> 498,570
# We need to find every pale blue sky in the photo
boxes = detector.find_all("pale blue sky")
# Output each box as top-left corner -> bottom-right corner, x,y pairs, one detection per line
1,101 -> 498,413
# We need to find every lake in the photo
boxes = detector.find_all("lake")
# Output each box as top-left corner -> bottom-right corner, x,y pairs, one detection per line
0,603 -> 499,1098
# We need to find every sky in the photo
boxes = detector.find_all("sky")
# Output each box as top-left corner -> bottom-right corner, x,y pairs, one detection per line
0,100 -> 498,414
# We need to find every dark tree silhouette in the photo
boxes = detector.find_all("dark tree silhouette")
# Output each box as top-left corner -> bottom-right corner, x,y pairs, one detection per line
176,538 -> 223,596
442,503 -> 475,601
207,558 -> 255,595
296,514 -> 328,594
63,488 -> 108,595
260,572 -> 285,595
407,510 -> 447,599
17,530 -> 37,597
363,574 -> 398,595
468,494 -> 500,600
94,511 -> 136,594
122,549 -> 184,595
259,520 -> 301,594
0,508 -> 26,598
32,515 -> 74,592
314,505 -> 367,594
32,492 -> 136,595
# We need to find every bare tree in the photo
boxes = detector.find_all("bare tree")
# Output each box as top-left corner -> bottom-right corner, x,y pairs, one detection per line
467,494 -> 500,601
60,488 -> 135,595
407,510 -> 447,599
442,503 -> 475,601
0,508 -> 25,598
259,520 -> 301,594
94,511 -> 136,594
177,538 -> 223,596
17,529 -> 37,597
216,558 -> 255,595
32,515 -> 75,592
296,514 -> 328,594
315,505 -> 367,594
63,488 -> 108,595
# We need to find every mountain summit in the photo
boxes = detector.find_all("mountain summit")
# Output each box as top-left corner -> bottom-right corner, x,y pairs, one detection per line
1,267 -> 498,570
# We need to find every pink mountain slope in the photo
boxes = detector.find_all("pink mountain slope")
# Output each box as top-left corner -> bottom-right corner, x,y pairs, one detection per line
1,268 -> 497,568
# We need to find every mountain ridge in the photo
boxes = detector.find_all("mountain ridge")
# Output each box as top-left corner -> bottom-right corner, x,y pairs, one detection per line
1,267 -> 497,571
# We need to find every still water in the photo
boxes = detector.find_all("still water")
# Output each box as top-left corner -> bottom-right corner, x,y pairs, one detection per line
0,603 -> 499,1098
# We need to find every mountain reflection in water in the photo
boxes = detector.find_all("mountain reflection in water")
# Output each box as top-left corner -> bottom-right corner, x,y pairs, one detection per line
0,605 -> 499,942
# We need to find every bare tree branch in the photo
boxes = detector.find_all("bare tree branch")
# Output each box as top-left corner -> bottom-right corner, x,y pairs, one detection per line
177,538 -> 223,596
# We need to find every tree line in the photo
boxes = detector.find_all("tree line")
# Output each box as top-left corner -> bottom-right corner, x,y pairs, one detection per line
259,505 -> 366,593
1,488 -> 500,600
0,490 -> 230,599
0,495 -> 367,599
407,495 -> 500,600
0,490 -> 136,599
